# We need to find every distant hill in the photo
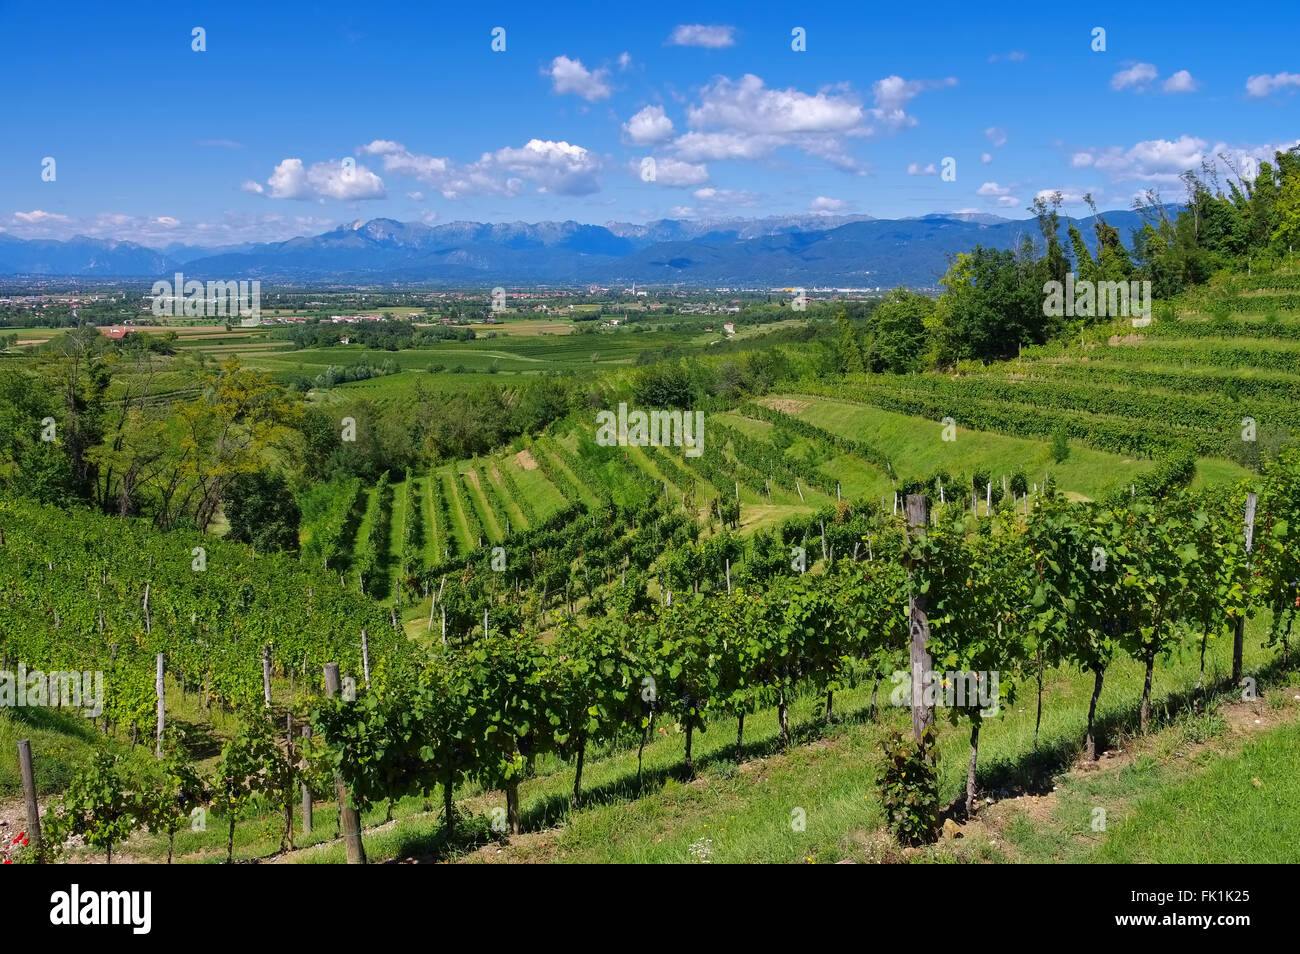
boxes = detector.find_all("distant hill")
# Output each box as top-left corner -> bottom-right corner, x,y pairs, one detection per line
0,234 -> 173,276
0,209 -> 1164,287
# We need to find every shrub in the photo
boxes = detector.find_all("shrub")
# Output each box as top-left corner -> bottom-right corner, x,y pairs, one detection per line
876,726 -> 940,846
1050,424 -> 1070,463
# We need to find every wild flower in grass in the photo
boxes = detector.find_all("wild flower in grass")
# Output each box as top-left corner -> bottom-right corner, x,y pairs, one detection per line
688,837 -> 713,863
2,830 -> 30,864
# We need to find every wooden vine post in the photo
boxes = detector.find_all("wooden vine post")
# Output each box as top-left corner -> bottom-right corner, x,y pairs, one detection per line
19,740 -> 42,857
361,630 -> 371,689
155,653 -> 165,758
300,724 -> 313,836
906,494 -> 934,742
324,663 -> 366,864
1233,492 -> 1258,683
262,644 -> 272,707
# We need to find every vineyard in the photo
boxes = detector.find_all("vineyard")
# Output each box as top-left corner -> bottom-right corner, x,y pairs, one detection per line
4,425 -> 1300,862
6,178 -> 1300,868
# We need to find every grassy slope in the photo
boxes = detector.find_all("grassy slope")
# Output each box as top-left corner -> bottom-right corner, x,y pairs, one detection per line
772,394 -> 1158,500
439,468 -> 474,553
461,469 -> 502,542
505,455 -> 568,522
423,469 -> 446,565
486,462 -> 529,531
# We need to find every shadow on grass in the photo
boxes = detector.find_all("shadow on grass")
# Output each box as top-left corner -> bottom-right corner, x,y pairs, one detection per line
5,702 -> 102,742
948,655 -> 1297,823
513,698 -> 888,834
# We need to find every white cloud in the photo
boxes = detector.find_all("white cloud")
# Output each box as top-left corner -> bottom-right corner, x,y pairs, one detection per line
240,180 -> 265,195
309,159 -> 386,200
988,51 -> 1027,63
981,153 -> 993,164
1077,135 -> 1210,184
869,75 -> 957,132
361,138 -> 600,198
360,140 -> 451,182
12,210 -> 70,224
810,196 -> 846,212
486,139 -> 602,195
256,157 -> 385,201
1245,72 -> 1300,98
406,191 -> 424,200
635,156 -> 709,186
985,126 -> 1008,148
974,182 -> 1020,207
673,131 -> 780,162
623,105 -> 675,145
1163,70 -> 1198,93
546,55 -> 611,102
618,51 -> 632,71
668,24 -> 735,48
1110,62 -> 1158,91
1066,135 -> 1300,186
907,162 -> 937,176
4,210 -> 338,245
687,74 -> 864,135
669,73 -> 950,171
693,187 -> 756,206
266,158 -> 309,199
1035,188 -> 1089,205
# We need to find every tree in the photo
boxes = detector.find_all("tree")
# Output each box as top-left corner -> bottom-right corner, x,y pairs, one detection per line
865,289 -> 931,373
224,471 -> 302,552
934,246 -> 1046,364
1274,163 -> 1300,253
1051,425 -> 1070,463
1116,500 -> 1193,734
835,314 -> 866,373
174,357 -> 301,531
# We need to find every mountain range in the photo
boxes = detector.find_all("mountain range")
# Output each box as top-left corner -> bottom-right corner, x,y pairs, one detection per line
0,210 -> 1159,287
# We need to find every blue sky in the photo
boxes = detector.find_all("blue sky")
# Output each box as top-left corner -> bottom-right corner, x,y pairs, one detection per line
2,0 -> 1297,246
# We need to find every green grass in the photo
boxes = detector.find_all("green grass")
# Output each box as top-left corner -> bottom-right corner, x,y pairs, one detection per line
422,468 -> 446,565
0,707 -> 125,797
504,453 -> 568,521
1091,720 -> 1300,863
460,468 -> 503,542
439,467 -> 475,552
774,393 -> 1160,500
484,462 -> 529,531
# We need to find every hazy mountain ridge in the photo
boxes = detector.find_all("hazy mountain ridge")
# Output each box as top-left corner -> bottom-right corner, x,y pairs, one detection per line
0,210 -> 1158,287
